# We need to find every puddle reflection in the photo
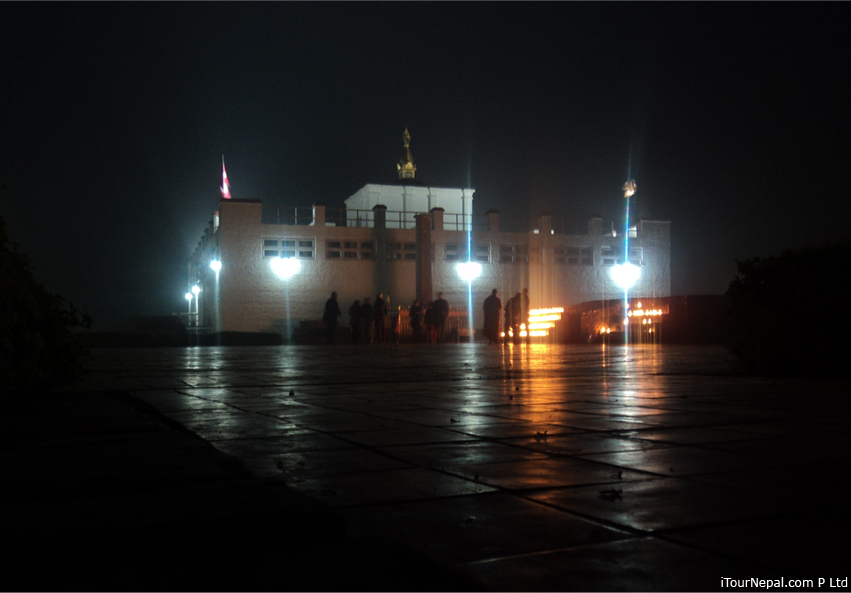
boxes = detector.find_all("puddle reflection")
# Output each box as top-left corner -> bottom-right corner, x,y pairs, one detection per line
91,343 -> 730,404
84,343 -> 736,492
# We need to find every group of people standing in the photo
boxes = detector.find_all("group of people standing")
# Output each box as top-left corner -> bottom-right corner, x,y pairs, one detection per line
324,288 -> 528,346
323,291 -> 452,345
407,292 -> 450,343
483,288 -> 530,345
344,293 -> 391,345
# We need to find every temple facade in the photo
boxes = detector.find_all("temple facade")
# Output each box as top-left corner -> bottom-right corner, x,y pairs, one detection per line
187,131 -> 671,339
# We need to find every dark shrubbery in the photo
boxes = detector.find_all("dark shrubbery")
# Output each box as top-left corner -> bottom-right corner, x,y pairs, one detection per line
726,242 -> 850,376
1,215 -> 91,393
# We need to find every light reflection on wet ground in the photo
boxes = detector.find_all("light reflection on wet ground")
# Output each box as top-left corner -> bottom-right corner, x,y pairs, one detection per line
75,344 -> 851,589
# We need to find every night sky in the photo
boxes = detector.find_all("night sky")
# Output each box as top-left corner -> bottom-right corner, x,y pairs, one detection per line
2,4 -> 848,330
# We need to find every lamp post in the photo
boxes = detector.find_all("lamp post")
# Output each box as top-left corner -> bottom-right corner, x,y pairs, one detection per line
620,179 -> 636,342
185,292 -> 192,325
456,261 -> 482,341
191,285 -> 201,327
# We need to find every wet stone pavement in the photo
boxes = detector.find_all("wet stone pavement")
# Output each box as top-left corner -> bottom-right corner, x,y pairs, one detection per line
67,344 -> 851,591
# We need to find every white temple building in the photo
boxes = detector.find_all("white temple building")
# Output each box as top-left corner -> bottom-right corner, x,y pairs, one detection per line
187,130 -> 671,340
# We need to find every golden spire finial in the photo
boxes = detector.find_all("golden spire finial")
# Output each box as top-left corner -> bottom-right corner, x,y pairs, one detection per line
397,128 -> 416,180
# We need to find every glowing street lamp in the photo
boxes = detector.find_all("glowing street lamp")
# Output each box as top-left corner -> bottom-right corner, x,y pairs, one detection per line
209,260 -> 222,274
191,285 -> 201,327
456,261 -> 482,282
609,262 -> 641,290
271,257 -> 301,279
192,286 -> 201,322
620,178 -> 637,341
456,260 -> 482,340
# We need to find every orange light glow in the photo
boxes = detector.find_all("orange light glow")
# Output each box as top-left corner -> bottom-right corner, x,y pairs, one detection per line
629,307 -> 663,317
528,314 -> 561,322
529,307 -> 564,316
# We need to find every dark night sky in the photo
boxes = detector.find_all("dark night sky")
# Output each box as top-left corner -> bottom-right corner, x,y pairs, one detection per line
1,4 -> 848,330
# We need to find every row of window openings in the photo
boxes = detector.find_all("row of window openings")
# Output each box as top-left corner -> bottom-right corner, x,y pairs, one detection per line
263,239 -> 640,265
263,239 -> 315,259
327,239 -> 376,260
601,247 -> 643,266
264,239 -> 375,261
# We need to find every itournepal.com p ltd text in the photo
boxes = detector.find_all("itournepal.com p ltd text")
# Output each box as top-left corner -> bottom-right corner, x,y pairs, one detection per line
720,577 -> 849,590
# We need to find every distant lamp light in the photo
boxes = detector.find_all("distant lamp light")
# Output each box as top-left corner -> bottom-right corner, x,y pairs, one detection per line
271,257 -> 301,279
185,292 -> 192,301
209,260 -> 222,273
456,261 -> 482,282
610,263 -> 641,289
191,285 -> 201,295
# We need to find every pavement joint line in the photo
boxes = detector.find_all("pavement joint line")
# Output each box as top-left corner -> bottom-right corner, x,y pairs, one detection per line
430,465 -> 662,494
304,487 -> 503,511
454,536 -> 644,567
567,457 -> 785,480
510,486 -> 726,540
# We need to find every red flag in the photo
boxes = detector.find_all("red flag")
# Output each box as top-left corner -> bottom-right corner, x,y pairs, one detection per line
220,157 -> 231,199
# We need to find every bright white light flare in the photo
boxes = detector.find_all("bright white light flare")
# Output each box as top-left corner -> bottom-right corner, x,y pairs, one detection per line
271,257 -> 301,279
191,285 -> 201,295
610,263 -> 641,289
456,261 -> 482,282
185,292 -> 192,301
209,260 -> 222,273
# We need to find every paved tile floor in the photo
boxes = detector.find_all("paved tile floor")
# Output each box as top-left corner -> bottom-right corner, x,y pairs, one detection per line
71,344 -> 851,591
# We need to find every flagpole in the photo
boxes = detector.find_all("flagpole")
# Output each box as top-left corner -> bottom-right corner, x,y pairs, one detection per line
221,156 -> 231,200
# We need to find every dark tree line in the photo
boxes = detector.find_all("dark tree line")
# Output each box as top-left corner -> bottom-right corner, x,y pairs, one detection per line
1,215 -> 90,393
726,241 -> 850,376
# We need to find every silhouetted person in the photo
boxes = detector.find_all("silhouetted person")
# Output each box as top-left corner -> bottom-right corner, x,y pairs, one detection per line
424,302 -> 436,343
349,299 -> 362,344
409,299 -> 425,342
322,291 -> 341,344
508,292 -> 522,344
521,288 -> 531,344
483,288 -> 502,344
361,297 -> 373,344
503,296 -> 513,345
433,292 -> 450,343
373,293 -> 388,344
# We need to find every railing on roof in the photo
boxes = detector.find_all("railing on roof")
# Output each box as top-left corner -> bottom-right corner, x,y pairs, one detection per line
263,207 -> 487,231
260,207 -> 617,236
262,207 -> 317,225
